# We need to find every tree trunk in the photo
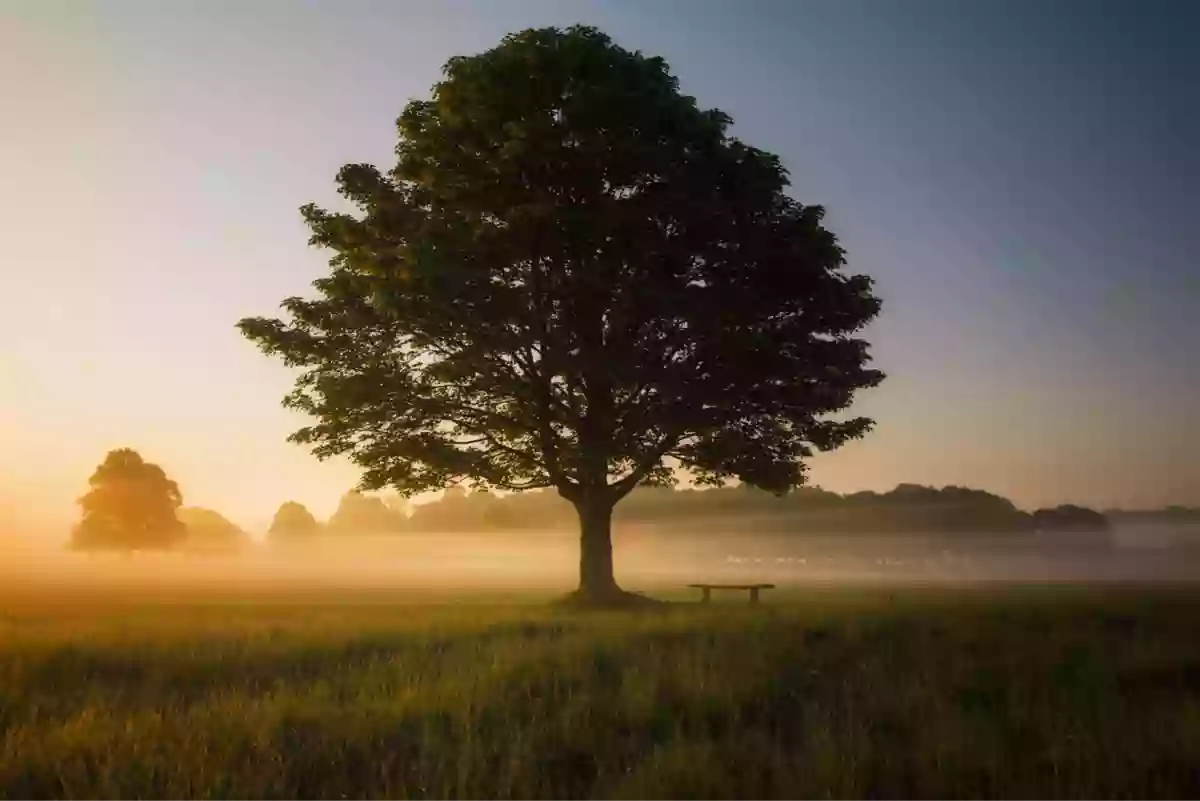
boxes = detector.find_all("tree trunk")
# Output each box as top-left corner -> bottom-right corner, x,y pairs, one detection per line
576,497 -> 621,600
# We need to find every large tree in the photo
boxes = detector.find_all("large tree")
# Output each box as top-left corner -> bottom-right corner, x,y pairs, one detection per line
71,449 -> 185,551
238,26 -> 883,604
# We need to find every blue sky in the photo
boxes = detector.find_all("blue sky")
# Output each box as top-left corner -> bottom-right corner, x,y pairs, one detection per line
2,0 -> 1197,527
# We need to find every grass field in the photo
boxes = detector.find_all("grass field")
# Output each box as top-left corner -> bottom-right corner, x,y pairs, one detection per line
2,583 -> 1199,798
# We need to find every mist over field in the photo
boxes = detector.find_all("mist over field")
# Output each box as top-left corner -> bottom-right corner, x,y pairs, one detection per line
5,519 -> 1200,607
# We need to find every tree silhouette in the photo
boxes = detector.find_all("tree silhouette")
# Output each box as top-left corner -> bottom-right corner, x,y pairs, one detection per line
178,507 -> 248,553
1033,505 -> 1111,532
400,482 -> 1035,535
268,501 -> 321,540
238,26 -> 883,604
327,490 -> 407,534
71,449 -> 185,551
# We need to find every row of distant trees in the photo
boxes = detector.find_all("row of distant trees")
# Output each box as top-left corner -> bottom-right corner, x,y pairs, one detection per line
73,448 -> 1197,553
71,450 -> 241,552
68,449 -> 407,552
276,483 -> 1132,538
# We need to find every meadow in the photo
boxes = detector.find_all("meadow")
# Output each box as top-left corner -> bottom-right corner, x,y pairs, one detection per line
2,582 -> 1199,799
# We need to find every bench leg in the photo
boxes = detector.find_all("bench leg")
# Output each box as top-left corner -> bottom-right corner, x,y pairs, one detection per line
749,587 -> 760,605
701,587 -> 711,604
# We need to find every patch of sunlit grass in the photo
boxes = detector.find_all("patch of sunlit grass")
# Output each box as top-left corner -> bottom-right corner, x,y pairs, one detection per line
2,586 -> 1199,798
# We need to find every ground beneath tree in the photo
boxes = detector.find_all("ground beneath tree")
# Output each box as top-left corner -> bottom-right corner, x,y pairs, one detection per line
557,587 -> 672,611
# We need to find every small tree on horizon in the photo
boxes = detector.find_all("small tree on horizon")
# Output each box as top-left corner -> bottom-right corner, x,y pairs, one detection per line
238,26 -> 883,604
71,449 -> 185,551
179,507 -> 249,553
267,501 -> 321,540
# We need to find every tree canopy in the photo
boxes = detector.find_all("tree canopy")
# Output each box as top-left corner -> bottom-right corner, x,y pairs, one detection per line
1032,505 -> 1111,533
238,26 -> 883,602
395,483 -> 1036,535
71,449 -> 185,551
327,490 -> 408,534
268,501 -> 322,540
178,507 -> 249,553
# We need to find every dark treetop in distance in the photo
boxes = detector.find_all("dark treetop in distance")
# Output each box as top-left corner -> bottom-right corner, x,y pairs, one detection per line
268,500 -> 322,540
71,448 -> 186,551
327,490 -> 408,534
177,507 -> 250,553
238,26 -> 883,603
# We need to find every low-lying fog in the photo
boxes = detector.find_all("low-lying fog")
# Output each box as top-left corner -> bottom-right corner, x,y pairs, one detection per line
4,523 -> 1200,600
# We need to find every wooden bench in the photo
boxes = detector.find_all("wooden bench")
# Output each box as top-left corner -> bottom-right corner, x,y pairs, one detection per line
688,583 -> 776,604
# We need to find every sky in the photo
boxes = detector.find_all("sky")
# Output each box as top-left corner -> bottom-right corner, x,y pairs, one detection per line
2,0 -> 1198,531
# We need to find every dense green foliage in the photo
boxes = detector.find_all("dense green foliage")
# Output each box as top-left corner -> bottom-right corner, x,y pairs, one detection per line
2,588 -> 1200,798
237,26 -> 883,598
70,449 -> 185,551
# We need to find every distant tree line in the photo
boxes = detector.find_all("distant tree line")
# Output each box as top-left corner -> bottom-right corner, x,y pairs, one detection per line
1105,507 -> 1200,525
74,448 -> 1192,553
268,483 -> 1130,539
70,449 -> 253,553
